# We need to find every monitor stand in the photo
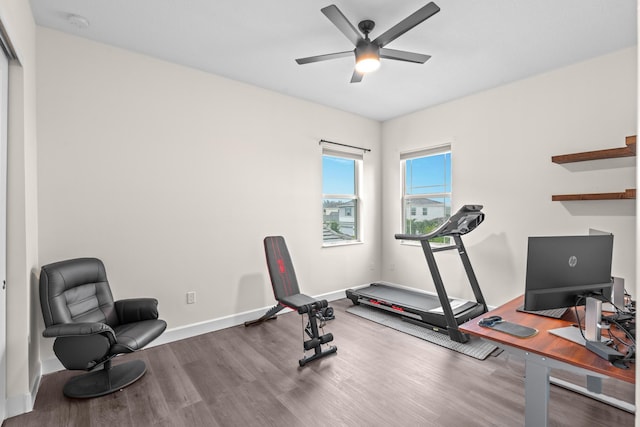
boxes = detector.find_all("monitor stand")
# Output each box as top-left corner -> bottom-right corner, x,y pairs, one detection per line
548,326 -> 610,345
549,297 -> 608,346
602,277 -> 624,312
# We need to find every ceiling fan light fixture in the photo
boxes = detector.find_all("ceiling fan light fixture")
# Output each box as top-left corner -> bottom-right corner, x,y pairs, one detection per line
355,42 -> 380,73
355,56 -> 380,73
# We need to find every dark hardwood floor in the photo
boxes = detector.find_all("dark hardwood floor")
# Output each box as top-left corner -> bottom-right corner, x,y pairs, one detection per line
4,299 -> 634,426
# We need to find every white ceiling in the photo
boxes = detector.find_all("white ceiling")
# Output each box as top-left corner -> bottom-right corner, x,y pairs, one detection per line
29,0 -> 637,122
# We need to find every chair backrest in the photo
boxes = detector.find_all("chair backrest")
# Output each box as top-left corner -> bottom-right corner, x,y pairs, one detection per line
264,236 -> 301,301
40,258 -> 118,328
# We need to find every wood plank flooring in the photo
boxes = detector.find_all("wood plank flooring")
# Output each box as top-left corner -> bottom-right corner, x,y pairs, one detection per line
3,299 -> 635,426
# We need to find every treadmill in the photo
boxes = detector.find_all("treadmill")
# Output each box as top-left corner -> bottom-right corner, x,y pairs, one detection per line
346,205 -> 488,343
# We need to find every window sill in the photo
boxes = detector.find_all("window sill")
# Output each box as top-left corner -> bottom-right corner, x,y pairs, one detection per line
322,240 -> 363,248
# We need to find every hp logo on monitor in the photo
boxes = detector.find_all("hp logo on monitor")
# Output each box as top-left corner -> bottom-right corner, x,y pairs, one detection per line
568,255 -> 578,267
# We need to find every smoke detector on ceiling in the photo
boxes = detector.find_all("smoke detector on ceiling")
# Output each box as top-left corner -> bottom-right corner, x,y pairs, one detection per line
67,14 -> 90,29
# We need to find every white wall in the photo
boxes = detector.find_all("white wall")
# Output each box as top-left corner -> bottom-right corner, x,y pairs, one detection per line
0,0 -> 39,417
382,47 -> 637,307
31,22 -> 639,421
36,28 -> 382,361
36,28 -> 637,348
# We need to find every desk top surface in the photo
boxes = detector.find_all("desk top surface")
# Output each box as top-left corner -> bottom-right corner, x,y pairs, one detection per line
459,295 -> 635,383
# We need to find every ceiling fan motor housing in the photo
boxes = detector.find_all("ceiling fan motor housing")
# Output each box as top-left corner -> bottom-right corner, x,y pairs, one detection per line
358,19 -> 375,36
355,39 -> 380,60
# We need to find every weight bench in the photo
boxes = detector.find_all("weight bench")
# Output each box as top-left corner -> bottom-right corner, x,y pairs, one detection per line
245,236 -> 337,366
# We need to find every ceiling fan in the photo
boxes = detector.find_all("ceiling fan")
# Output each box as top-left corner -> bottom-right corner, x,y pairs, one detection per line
296,2 -> 440,83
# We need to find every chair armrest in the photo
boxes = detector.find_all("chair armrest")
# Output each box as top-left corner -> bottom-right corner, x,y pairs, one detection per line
115,298 -> 159,324
42,322 -> 116,343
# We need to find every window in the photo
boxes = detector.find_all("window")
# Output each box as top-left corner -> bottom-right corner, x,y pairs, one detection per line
401,145 -> 451,242
322,147 -> 362,245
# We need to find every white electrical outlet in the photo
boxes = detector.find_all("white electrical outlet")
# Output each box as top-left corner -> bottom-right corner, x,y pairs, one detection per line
187,291 -> 196,304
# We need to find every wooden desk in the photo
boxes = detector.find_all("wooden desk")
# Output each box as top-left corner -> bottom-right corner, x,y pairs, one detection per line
460,295 -> 634,426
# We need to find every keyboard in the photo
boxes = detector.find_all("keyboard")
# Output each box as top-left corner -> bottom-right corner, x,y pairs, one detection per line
516,305 -> 567,319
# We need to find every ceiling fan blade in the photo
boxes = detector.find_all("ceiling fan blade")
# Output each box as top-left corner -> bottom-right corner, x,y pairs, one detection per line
379,48 -> 431,64
350,70 -> 364,83
372,2 -> 440,48
296,50 -> 353,65
321,4 -> 362,46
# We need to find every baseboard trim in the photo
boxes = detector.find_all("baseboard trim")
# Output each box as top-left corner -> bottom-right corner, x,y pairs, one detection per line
6,391 -> 33,419
29,363 -> 40,410
5,360 -> 41,419
149,288 -> 348,348
41,288 -> 350,376
41,356 -> 64,374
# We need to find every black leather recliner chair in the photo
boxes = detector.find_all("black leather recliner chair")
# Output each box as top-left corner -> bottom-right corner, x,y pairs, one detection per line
39,257 -> 167,398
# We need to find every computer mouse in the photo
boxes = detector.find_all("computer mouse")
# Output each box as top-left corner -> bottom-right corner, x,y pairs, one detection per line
479,315 -> 502,327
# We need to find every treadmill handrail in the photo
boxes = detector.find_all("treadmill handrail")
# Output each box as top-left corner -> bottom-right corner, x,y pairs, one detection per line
395,233 -> 431,241
395,204 -> 484,241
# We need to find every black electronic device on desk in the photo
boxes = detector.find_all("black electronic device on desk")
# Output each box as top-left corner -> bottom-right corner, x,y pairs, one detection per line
346,204 -> 488,343
600,304 -> 636,369
522,234 -> 614,313
523,233 -> 613,346
520,233 -> 635,367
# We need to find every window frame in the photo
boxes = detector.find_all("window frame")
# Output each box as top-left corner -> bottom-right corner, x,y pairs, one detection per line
322,147 -> 363,247
400,144 -> 452,245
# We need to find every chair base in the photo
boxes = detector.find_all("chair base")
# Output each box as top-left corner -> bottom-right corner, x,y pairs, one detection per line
63,359 -> 147,398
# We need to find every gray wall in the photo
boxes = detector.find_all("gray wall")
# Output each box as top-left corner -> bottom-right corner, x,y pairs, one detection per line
382,48 -> 636,307
31,21 -> 639,423
36,28 -> 382,361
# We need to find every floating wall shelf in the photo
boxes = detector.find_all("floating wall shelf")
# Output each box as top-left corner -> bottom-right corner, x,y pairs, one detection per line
552,188 -> 636,202
552,135 -> 636,164
551,135 -> 636,201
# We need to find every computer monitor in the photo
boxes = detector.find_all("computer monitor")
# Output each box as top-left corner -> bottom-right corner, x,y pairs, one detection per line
523,234 -> 614,311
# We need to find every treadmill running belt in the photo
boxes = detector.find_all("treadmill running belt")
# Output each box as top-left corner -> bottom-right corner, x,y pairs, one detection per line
353,283 -> 477,316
